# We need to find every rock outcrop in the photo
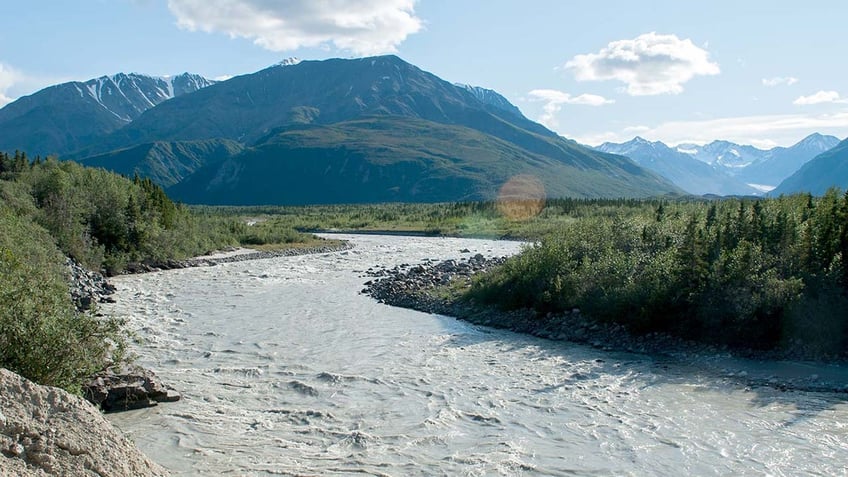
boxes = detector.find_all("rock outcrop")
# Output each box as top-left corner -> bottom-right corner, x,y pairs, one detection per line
0,368 -> 169,476
66,257 -> 116,312
83,366 -> 181,413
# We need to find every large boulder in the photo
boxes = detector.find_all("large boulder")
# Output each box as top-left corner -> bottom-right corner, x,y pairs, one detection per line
84,366 -> 180,412
0,368 -> 169,476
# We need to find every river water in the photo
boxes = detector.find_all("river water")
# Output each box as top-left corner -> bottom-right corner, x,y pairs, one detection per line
106,234 -> 848,476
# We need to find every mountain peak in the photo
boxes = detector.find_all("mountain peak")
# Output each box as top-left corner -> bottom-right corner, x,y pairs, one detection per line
454,83 -> 523,117
0,70 -> 215,156
276,57 -> 301,67
793,132 -> 840,150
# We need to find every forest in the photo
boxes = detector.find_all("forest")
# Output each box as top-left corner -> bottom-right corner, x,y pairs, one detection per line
468,193 -> 848,355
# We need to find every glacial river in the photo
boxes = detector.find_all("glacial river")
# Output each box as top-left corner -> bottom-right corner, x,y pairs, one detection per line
107,234 -> 848,476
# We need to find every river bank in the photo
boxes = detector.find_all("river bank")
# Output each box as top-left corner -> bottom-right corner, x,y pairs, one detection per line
362,255 -> 848,395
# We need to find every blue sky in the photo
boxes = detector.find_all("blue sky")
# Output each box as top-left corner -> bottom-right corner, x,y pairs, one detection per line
1,0 -> 845,148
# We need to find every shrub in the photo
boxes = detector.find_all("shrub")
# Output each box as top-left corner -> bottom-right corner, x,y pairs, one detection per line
0,208 -> 127,393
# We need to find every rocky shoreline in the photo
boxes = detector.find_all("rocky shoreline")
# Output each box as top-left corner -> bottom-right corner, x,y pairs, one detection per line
363,255 -> 848,395
1,368 -> 169,476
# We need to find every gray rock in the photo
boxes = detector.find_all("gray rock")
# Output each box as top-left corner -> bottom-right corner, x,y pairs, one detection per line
83,366 -> 181,412
0,368 -> 169,476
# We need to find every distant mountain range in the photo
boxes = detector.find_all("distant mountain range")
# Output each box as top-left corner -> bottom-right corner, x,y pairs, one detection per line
596,138 -> 757,196
0,73 -> 215,156
0,55 -> 680,205
597,134 -> 840,196
772,138 -> 848,195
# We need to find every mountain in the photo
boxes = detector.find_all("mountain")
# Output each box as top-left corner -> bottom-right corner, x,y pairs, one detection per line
639,134 -> 840,192
735,133 -> 841,187
78,139 -> 245,188
596,137 -> 758,196
166,117 -> 673,205
678,140 -> 768,169
771,139 -> 848,195
455,83 -> 523,117
0,73 -> 215,156
69,55 -> 679,204
77,55 -> 560,155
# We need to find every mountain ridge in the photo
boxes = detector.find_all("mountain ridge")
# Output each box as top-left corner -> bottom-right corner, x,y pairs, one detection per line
596,137 -> 758,196
3,55 -> 683,204
772,138 -> 848,195
0,72 -> 215,156
598,134 -> 840,195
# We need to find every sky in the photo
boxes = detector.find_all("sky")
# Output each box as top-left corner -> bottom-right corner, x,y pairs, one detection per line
1,0 -> 846,148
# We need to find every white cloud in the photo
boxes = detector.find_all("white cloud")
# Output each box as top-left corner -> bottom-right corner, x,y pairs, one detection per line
793,90 -> 847,105
564,32 -> 720,96
214,74 -> 234,82
571,111 -> 848,148
166,0 -> 422,56
528,89 -> 613,128
0,62 -> 22,107
762,76 -> 798,87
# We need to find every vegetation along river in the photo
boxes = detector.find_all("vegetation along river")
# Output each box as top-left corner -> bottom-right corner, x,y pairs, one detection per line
106,234 -> 848,476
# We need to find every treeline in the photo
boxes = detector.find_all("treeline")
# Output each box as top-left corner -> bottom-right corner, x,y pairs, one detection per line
0,152 -> 319,392
2,152 -> 242,274
195,197 -> 688,240
468,193 -> 848,355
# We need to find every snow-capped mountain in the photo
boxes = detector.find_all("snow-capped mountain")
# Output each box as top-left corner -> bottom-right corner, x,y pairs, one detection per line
455,83 -> 523,117
276,57 -> 302,67
737,133 -> 841,187
75,72 -> 216,121
596,137 -> 758,196
677,140 -> 768,169
653,134 -> 840,191
0,72 -> 215,156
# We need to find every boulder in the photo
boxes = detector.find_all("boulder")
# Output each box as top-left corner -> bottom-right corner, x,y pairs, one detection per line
83,366 -> 181,413
0,368 -> 169,476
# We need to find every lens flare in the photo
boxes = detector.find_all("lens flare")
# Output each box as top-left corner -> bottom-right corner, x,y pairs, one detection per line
496,175 -> 546,220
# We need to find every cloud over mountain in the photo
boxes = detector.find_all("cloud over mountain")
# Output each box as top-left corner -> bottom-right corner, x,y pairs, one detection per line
793,90 -> 846,105
528,89 -> 613,127
166,0 -> 422,55
575,112 -> 848,149
564,32 -> 720,96
0,62 -> 21,107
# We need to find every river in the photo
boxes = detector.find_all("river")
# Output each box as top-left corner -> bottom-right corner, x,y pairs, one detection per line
106,234 -> 848,476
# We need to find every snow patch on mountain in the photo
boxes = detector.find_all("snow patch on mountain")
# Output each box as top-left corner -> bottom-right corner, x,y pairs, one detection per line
77,73 -> 215,122
455,83 -> 523,117
277,57 -> 302,67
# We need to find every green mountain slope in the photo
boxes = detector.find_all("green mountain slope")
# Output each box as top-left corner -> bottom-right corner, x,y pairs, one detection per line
167,117 -> 677,205
79,139 -> 245,188
772,139 -> 848,195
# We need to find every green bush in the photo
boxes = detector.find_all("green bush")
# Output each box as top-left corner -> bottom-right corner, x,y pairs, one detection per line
0,208 -> 127,393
